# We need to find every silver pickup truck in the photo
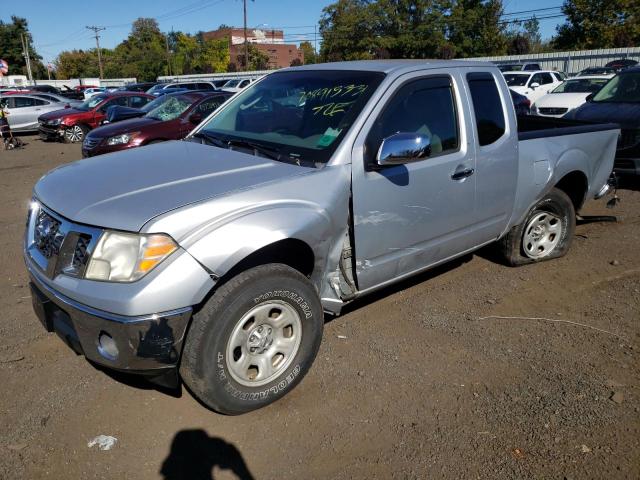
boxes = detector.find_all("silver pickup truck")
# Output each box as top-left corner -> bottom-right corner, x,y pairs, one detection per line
25,60 -> 618,414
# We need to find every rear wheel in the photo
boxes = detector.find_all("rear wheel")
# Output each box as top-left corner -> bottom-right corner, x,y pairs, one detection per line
499,188 -> 576,266
64,124 -> 88,143
180,263 -> 323,415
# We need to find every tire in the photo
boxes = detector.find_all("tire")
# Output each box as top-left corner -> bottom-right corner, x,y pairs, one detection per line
64,124 -> 88,143
180,263 -> 323,415
498,188 -> 576,266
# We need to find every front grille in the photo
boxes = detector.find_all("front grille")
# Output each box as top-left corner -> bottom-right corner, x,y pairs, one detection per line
617,129 -> 640,150
538,107 -> 568,115
72,235 -> 91,270
34,210 -> 64,258
83,136 -> 101,150
26,203 -> 102,279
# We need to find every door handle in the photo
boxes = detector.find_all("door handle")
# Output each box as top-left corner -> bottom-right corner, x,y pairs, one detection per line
451,168 -> 474,180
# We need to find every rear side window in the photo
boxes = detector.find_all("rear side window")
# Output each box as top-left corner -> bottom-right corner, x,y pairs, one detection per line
366,76 -> 459,163
12,96 -> 37,108
467,72 -> 506,146
129,96 -> 149,108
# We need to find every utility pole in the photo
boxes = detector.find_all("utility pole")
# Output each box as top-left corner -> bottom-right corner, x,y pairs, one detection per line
86,26 -> 106,79
243,0 -> 248,71
21,34 -> 34,84
165,34 -> 172,76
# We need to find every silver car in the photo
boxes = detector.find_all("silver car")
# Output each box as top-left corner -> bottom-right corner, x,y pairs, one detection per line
1,94 -> 70,132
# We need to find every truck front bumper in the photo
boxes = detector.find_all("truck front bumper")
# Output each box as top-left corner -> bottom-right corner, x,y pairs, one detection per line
29,268 -> 192,388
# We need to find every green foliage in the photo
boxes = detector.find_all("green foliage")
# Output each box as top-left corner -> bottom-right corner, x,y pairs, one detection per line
506,16 -> 542,54
319,0 -> 509,61
299,41 -> 317,64
55,49 -> 100,79
0,16 -> 46,78
236,44 -> 270,70
553,0 -> 640,49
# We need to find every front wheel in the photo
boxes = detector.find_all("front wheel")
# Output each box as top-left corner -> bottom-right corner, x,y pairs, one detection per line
64,124 -> 88,143
498,188 -> 576,266
180,264 -> 323,415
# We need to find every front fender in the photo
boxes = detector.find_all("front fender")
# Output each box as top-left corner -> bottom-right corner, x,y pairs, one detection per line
184,203 -> 335,280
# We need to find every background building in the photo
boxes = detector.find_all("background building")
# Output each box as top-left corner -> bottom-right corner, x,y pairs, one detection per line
203,27 -> 304,69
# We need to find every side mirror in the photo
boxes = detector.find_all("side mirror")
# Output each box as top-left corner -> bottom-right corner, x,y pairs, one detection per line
376,132 -> 431,167
530,82 -> 540,89
189,112 -> 203,124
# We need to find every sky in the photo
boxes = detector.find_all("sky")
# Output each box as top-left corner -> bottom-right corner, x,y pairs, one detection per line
2,0 -> 566,65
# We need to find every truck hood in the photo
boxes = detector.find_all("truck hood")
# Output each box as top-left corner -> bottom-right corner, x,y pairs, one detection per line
34,140 -> 313,232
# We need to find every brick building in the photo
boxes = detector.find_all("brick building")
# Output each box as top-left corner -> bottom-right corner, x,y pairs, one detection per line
203,27 -> 304,69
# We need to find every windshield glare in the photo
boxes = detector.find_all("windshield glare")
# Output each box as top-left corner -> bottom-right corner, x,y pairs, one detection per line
551,78 -> 609,93
593,73 -> 640,103
199,70 -> 384,165
145,95 -> 193,121
77,94 -> 108,111
146,84 -> 167,94
504,74 -> 530,86
224,79 -> 241,87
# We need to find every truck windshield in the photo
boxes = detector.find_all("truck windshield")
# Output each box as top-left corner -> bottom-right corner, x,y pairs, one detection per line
503,74 -> 530,87
592,72 -> 640,103
551,78 -> 609,93
198,70 -> 384,165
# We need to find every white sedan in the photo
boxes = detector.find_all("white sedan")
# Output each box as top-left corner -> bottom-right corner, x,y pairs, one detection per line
83,87 -> 107,100
503,70 -> 564,103
532,75 -> 613,118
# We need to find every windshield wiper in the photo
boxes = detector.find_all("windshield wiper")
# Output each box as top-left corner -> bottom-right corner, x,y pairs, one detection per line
190,131 -> 228,148
226,139 -> 282,161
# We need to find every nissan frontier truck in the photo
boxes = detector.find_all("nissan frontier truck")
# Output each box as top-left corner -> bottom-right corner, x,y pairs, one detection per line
25,60 -> 618,414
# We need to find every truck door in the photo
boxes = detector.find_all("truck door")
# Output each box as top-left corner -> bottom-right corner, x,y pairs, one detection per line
463,71 -> 518,240
351,71 -> 477,291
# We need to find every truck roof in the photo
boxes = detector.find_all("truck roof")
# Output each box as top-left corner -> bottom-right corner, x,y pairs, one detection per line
282,59 -> 495,74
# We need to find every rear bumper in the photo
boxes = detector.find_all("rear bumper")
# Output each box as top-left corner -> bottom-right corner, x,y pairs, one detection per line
29,267 -> 192,387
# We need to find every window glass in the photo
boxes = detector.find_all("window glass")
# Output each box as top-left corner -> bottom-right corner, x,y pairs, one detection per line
540,73 -> 554,84
146,95 -> 193,121
592,72 -> 640,103
34,99 -> 47,105
504,73 -> 530,87
196,96 -> 227,116
129,96 -> 149,108
467,72 -> 506,146
13,96 -> 36,108
366,76 -> 459,162
100,96 -> 129,112
551,78 -> 609,93
200,70 -> 384,164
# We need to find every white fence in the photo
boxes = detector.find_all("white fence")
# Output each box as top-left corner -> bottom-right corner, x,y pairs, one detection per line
0,77 -> 137,88
469,47 -> 640,74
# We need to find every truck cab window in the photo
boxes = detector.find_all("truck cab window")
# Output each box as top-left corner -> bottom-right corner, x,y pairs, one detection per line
467,72 -> 506,146
366,76 -> 459,164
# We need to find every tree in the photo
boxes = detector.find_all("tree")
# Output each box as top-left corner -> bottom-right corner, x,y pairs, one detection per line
553,0 -> 640,49
448,0 -> 507,57
55,49 -> 100,79
299,41 -> 317,64
0,16 -> 46,78
113,18 -> 169,80
237,44 -> 270,70
319,0 -> 510,62
290,58 -> 303,67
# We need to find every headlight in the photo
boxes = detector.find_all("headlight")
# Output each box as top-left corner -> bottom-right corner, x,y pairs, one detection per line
85,231 -> 177,282
106,132 -> 139,146
48,118 -> 62,125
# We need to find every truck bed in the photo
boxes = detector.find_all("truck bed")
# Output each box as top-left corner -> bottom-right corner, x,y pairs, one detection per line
510,115 -> 620,230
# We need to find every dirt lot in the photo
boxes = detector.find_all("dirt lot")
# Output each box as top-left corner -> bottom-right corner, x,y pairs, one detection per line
1,135 -> 638,480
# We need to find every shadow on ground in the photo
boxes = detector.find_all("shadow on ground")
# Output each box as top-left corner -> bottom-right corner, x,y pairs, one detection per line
160,429 -> 255,480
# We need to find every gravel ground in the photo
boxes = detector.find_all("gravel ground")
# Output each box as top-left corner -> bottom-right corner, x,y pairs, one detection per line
0,135 -> 638,479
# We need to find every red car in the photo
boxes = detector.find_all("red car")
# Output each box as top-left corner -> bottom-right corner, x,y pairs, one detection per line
38,92 -> 153,143
81,91 -> 231,157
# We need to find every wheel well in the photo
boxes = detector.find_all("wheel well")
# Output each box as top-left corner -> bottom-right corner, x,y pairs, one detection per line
222,238 -> 315,280
554,171 -> 588,212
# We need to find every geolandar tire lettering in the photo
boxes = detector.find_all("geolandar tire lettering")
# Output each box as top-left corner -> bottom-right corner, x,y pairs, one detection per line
180,263 -> 323,415
498,187 -> 576,266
